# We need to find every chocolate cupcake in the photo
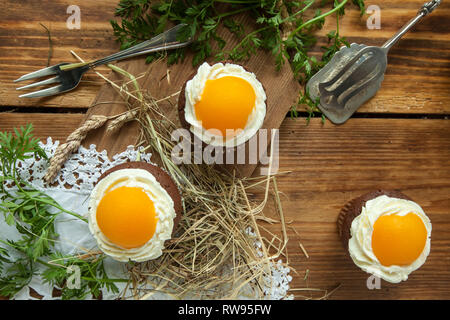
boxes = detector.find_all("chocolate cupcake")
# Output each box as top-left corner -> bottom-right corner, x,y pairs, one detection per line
88,161 -> 182,262
338,190 -> 432,283
177,61 -> 267,149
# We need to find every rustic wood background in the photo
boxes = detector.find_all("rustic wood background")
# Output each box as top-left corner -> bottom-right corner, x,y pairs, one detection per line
0,0 -> 449,299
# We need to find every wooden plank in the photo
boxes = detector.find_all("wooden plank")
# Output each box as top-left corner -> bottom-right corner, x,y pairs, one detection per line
1,0 -> 449,114
0,0 -> 118,109
1,113 -> 449,299
254,117 -> 450,299
0,112 -> 84,141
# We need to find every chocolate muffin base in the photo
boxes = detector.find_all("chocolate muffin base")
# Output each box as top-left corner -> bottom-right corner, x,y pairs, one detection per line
177,70 -> 196,134
177,62 -> 267,152
337,189 -> 412,250
97,161 -> 183,237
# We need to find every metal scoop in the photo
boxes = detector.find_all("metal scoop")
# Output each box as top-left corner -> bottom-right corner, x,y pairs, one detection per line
306,0 -> 441,124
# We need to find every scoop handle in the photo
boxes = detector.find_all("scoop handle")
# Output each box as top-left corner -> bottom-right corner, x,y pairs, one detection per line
382,0 -> 441,51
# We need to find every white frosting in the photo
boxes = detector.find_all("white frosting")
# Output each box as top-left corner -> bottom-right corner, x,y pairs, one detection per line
348,195 -> 432,283
88,168 -> 176,262
184,62 -> 266,147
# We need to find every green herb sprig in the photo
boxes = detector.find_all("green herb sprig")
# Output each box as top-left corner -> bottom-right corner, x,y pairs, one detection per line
42,252 -> 123,300
0,255 -> 34,298
0,125 -> 127,299
0,125 -> 86,263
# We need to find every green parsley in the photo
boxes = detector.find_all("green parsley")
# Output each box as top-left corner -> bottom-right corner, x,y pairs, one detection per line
111,0 -> 366,121
42,252 -> 123,300
0,124 -> 127,299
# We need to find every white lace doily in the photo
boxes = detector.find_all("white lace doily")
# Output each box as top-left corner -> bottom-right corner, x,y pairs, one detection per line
1,137 -> 292,300
16,138 -> 153,194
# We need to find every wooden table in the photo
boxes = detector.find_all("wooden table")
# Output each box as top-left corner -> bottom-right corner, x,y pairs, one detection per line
1,0 -> 449,300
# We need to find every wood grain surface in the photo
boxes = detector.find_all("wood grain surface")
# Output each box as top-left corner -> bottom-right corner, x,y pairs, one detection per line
0,0 -> 449,300
0,0 -> 449,113
1,114 -> 449,299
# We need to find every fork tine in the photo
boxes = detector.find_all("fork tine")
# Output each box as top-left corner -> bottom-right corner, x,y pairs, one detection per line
318,47 -> 373,91
18,85 -> 64,98
341,71 -> 382,106
16,76 -> 60,91
14,65 -> 59,83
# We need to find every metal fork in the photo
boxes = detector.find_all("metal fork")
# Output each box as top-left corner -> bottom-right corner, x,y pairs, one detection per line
14,24 -> 192,98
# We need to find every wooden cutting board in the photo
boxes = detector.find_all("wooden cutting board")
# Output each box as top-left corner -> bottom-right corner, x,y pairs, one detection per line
82,17 -> 301,177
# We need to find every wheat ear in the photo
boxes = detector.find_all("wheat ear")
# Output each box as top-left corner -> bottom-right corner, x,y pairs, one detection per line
44,115 -> 108,183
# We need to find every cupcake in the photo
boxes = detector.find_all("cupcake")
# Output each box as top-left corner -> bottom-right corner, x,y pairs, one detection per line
337,190 -> 432,283
178,61 -> 267,149
88,162 -> 182,262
